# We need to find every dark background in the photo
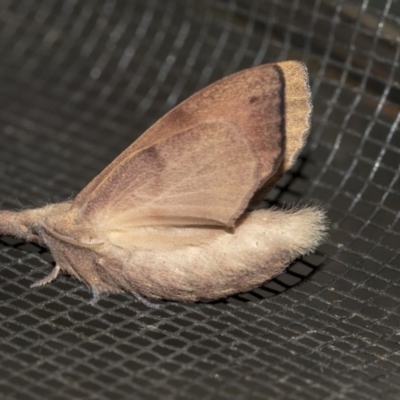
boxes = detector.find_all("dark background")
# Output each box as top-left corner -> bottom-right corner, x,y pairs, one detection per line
0,1 -> 399,399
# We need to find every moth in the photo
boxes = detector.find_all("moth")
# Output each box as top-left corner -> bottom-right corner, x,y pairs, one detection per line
0,61 -> 327,307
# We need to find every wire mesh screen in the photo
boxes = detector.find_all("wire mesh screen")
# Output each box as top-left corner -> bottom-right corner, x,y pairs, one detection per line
0,0 -> 399,399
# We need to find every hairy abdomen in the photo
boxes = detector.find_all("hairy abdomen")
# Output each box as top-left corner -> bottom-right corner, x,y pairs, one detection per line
113,207 -> 327,301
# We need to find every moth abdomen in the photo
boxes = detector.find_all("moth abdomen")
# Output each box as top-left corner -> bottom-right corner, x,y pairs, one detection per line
113,207 -> 327,302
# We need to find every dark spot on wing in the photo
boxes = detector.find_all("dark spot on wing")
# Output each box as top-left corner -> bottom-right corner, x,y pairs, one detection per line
249,96 -> 259,104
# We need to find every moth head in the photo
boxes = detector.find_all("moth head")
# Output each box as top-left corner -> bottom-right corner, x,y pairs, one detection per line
0,209 -> 39,242
0,202 -> 73,245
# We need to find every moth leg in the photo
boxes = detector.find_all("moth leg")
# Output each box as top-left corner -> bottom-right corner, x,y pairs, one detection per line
30,264 -> 61,288
132,291 -> 160,309
89,289 -> 101,306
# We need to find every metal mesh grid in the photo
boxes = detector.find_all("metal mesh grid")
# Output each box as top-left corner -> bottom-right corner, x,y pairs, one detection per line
0,0 -> 399,399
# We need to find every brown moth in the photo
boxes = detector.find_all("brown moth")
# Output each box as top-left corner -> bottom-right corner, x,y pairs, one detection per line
0,61 -> 327,307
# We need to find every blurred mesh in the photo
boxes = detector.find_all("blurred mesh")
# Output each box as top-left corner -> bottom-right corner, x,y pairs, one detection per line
0,0 -> 399,399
